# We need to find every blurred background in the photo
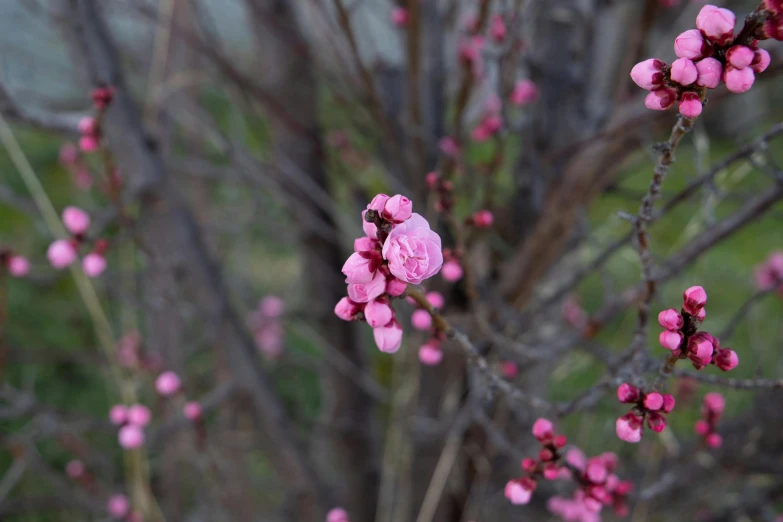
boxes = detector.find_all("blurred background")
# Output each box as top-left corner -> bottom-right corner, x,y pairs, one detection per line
1,0 -> 783,521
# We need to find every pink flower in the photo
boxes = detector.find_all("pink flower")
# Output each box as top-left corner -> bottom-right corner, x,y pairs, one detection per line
426,292 -> 445,309
471,210 -> 494,228
155,371 -> 181,396
764,0 -> 783,14
510,79 -> 539,105
504,480 -> 534,505
364,298 -> 393,328
260,296 -> 285,317
62,206 -> 91,235
82,253 -> 107,277
7,255 -> 30,277
706,433 -> 722,448
679,92 -> 703,119
723,65 -> 755,93
373,320 -> 403,353
256,323 -> 284,359
425,171 -> 439,189
703,392 -> 725,415
439,136 -> 460,158
347,270 -> 387,303
644,88 -> 677,111
78,117 -> 96,135
683,286 -> 707,315
47,239 -> 78,269
501,361 -> 519,379
643,392 -> 664,411
334,297 -> 361,321
761,13 -> 783,41
659,330 -> 683,350
183,401 -> 202,420
127,404 -> 152,427
662,394 -> 676,413
109,404 -> 128,425
726,45 -> 754,69
631,59 -> 666,90
670,58 -> 698,86
79,136 -> 98,152
383,195 -> 413,223
696,4 -> 736,46
362,210 -> 378,239
586,460 -> 608,483
386,277 -> 407,296
441,260 -> 463,282
342,252 -> 380,284
326,507 -> 350,522
714,348 -> 738,371
107,494 -> 130,519
688,332 -> 715,367
657,309 -> 683,331
391,7 -> 408,27
471,124 -> 491,142
411,309 -> 432,330
118,425 -> 145,449
695,419 -> 710,435
674,30 -> 710,60
490,15 -> 506,42
617,383 -> 640,404
616,413 -> 643,443
418,342 -> 443,366
751,49 -> 771,73
66,459 -> 85,478
382,213 -> 443,285
60,142 -> 78,165
695,57 -> 723,88
647,412 -> 667,433
532,418 -> 553,441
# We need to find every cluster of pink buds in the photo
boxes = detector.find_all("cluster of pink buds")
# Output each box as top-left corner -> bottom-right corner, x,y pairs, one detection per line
248,295 -> 286,359
548,449 -> 633,518
110,403 -> 151,449
510,79 -> 539,107
465,209 -> 494,229
755,251 -> 783,293
657,286 -> 739,371
472,94 -> 503,142
0,248 -> 30,278
505,419 -> 568,505
335,194 -> 443,353
615,384 -> 676,443
78,116 -> 101,153
326,507 -> 350,522
409,291 -> 446,366
631,4 -> 775,118
695,392 -> 725,448
47,206 -> 108,277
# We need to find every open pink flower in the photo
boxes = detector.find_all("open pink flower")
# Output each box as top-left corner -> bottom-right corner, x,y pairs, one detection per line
505,479 -> 535,504
382,213 -> 443,285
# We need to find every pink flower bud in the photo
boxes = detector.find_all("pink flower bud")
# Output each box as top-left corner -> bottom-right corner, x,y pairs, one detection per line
696,5 -> 736,46
327,508 -> 350,522
383,195 -> 413,223
505,479 -> 534,505
362,210 -> 378,239
411,309 -> 432,330
490,15 -> 507,42
441,260 -> 463,282
723,65 -> 755,93
118,425 -> 145,449
425,172 -> 439,189
79,136 -> 98,152
674,30 -> 710,60
183,401 -> 202,420
367,194 -> 390,213
155,371 -> 181,397
501,361 -> 519,379
354,237 -> 378,254
47,239 -> 78,269
764,0 -> 782,14
521,458 -> 537,473
66,459 -> 85,478
706,433 -> 722,448
334,297 -> 360,321
586,460 -> 608,483
751,48 -> 771,73
617,383 -> 640,404
260,296 -> 285,317
82,253 -> 107,277
472,210 -> 494,228
107,494 -> 130,519
646,412 -> 667,433
342,252 -> 379,285
659,330 -> 684,350
391,7 -> 408,27
703,392 -> 725,415
62,206 -> 91,235
78,117 -> 96,135
347,270 -> 387,303
510,79 -> 539,105
386,277 -> 407,296
471,124 -> 491,142
616,413 -> 643,443
695,57 -> 723,88
678,91 -> 703,119
715,348 -> 739,371
418,342 -> 443,366
644,87 -> 677,111
762,15 -> 783,41
696,308 -> 706,321
426,291 -> 445,309
726,45 -> 754,69
695,419 -> 710,435
365,298 -> 393,328
7,255 -> 30,277
373,320 -> 403,353
643,392 -> 664,411
109,404 -> 128,425
439,136 -> 460,158
662,394 -> 676,413
688,332 -> 715,366
60,142 -> 78,165
631,59 -> 666,90
583,496 -> 602,512
127,404 -> 152,427
532,418 -> 553,441
657,309 -> 684,331
542,466 -> 560,480
683,286 -> 708,315
670,58 -> 698,86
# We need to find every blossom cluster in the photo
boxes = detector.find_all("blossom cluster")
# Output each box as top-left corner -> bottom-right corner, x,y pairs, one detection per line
248,295 -> 286,359
47,206 -> 108,277
0,248 -> 30,278
657,286 -> 739,371
335,195 -> 442,353
631,4 -> 776,118
409,291 -> 448,365
755,250 -> 783,293
110,403 -> 151,450
695,392 -> 725,448
615,384 -> 676,443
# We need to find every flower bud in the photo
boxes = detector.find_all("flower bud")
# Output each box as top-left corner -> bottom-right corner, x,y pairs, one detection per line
726,45 -> 754,69
554,434 -> 567,448
411,309 -> 433,330
418,342 -> 443,366
63,206 -> 91,235
696,5 -> 736,46
761,14 -> 783,41
646,412 -> 667,433
751,49 -> 771,74
695,57 -> 723,88
7,255 -> 30,277
659,330 -> 684,350
426,291 -> 445,309
347,271 -> 387,303
155,371 -> 181,397
678,91 -> 703,119
616,383 -> 640,404
334,297 -> 360,321
586,460 -> 608,483
504,479 -> 534,505
644,88 -> 677,111
367,194 -> 390,212
542,465 -> 560,480
674,30 -> 710,60
118,425 -> 145,449
501,361 -> 519,379
714,348 -> 739,371
490,15 -> 507,42
643,392 -> 664,411
683,286 -> 707,315
183,401 -> 202,420
127,404 -> 152,427
107,495 -> 130,519
764,0 -> 782,14
630,59 -> 666,90
521,458 -> 537,473
539,448 -> 554,462
688,332 -> 715,366
510,79 -> 539,105
441,260 -> 463,282
364,298 -> 393,328
471,210 -> 494,228
696,308 -> 706,321
703,392 -> 725,416
425,172 -> 439,189
616,413 -> 643,443
383,195 -> 413,223
670,58 -> 698,86
110,404 -> 128,425
532,418 -> 554,441
694,419 -> 710,435
342,252 -> 379,285
82,252 -> 107,278
391,7 -> 408,27
662,394 -> 676,413
657,309 -> 684,331
373,320 -> 403,353
47,239 -> 78,269
723,65 -> 755,93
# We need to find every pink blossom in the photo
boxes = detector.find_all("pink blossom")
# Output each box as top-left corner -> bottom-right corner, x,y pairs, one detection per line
7,255 -> 30,277
47,239 -> 78,269
334,297 -> 361,321
679,92 -> 703,119
342,252 -> 380,284
688,332 -> 715,366
644,392 -> 664,411
62,206 -> 91,235
761,13 -> 783,41
364,298 -> 393,328
471,210 -> 494,228
714,348 -> 739,371
501,361 -> 519,379
66,459 -> 85,478
373,320 -> 403,353
696,4 -> 736,46
183,401 -> 202,420
411,309 -> 432,330
644,88 -> 677,111
382,213 -> 443,285
490,15 -> 506,42
703,392 -> 725,415
441,260 -> 463,282
662,394 -> 676,413
616,413 -> 643,443
670,58 -> 698,86
391,7 -> 408,27
765,0 -> 783,14
630,59 -> 666,90
674,29 -> 709,60
426,291 -> 445,309
706,433 -> 723,448
418,342 -> 443,366
260,296 -> 285,317
504,480 -> 533,505
425,171 -> 439,189
256,323 -> 284,359
78,117 -> 96,135
695,57 -> 723,88
586,460 -> 608,483
118,425 -> 145,449
155,371 -> 181,396
386,277 -> 407,296
532,418 -> 553,441
383,195 -> 413,223
109,404 -> 129,425
726,45 -> 754,69
79,136 -> 98,152
361,210 -> 377,239
107,494 -> 130,519
723,65 -> 755,93
658,309 -> 683,331
617,383 -> 640,404
659,330 -> 684,350
683,286 -> 707,315
751,49 -> 771,73
60,142 -> 78,165
695,419 -> 710,435
127,404 -> 152,427
439,136 -> 460,158
82,253 -> 107,277
696,308 -> 706,321
326,507 -> 350,522
347,270 -> 387,303
510,79 -> 539,105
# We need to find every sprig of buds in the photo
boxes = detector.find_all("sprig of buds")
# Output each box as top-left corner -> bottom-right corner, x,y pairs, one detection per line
695,392 -> 725,448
